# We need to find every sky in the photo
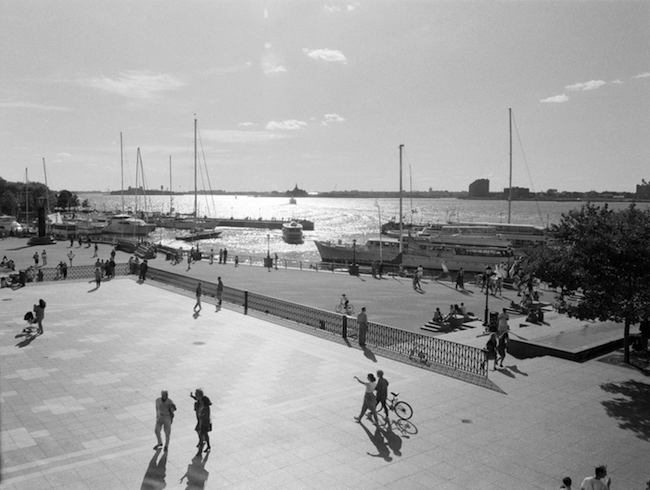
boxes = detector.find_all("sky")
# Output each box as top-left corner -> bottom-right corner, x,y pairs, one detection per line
1,1 -> 649,194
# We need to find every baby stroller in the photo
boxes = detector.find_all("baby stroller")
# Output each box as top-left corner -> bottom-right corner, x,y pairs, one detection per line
22,311 -> 37,335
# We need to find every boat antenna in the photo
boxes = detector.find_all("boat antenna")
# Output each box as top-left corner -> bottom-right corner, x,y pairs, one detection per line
508,108 -> 512,224
399,145 -> 404,253
194,116 -> 198,227
120,132 -> 125,214
42,157 -> 50,214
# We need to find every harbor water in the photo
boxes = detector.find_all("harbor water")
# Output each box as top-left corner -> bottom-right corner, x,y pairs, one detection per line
79,193 -> 645,263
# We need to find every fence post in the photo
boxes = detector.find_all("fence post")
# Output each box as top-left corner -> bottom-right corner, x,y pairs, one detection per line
300,261 -> 303,271
244,291 -> 248,315
342,315 -> 348,339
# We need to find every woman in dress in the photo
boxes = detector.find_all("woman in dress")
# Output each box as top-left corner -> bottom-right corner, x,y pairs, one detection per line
483,332 -> 498,371
353,373 -> 379,425
33,299 -> 46,335
497,332 -> 509,368
191,389 -> 212,453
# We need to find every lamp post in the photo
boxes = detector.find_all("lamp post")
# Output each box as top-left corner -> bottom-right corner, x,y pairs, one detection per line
350,239 -> 358,276
266,234 -> 271,271
483,265 -> 493,326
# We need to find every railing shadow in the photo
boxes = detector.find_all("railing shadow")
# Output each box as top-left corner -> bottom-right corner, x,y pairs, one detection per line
600,380 -> 650,441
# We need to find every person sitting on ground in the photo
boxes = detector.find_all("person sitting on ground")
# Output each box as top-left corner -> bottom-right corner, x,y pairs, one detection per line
444,304 -> 455,322
432,308 -> 443,324
460,302 -> 468,317
0,256 -> 7,267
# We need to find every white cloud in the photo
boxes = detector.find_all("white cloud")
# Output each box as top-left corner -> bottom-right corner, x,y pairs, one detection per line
611,79 -> 623,84
238,122 -> 255,127
0,100 -> 71,111
322,113 -> 346,125
302,48 -> 347,63
634,72 -> 650,79
347,3 -> 359,11
57,152 -> 72,157
201,129 -> 292,144
540,94 -> 569,103
265,120 -> 308,130
324,5 -> 341,12
83,71 -> 185,99
264,64 -> 286,74
565,80 -> 606,91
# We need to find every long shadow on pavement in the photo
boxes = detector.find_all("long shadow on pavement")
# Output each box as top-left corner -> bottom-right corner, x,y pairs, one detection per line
600,379 -> 650,442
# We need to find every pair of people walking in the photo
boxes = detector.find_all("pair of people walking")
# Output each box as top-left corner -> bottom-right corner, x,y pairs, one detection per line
354,370 -> 389,425
152,388 -> 212,454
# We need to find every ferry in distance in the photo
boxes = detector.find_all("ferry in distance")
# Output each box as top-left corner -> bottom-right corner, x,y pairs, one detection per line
282,221 -> 304,244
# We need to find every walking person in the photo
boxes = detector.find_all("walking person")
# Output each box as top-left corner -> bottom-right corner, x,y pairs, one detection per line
218,248 -> 223,264
483,332 -> 498,371
497,332 -> 508,368
153,390 -> 176,451
354,373 -> 379,425
191,389 -> 212,453
139,259 -> 148,282
187,252 -> 192,271
33,299 -> 46,335
94,267 -> 102,288
209,248 -> 214,265
67,250 -> 75,267
215,277 -> 223,310
93,242 -> 98,258
497,308 -> 510,337
33,252 -> 39,266
194,282 -> 202,312
222,247 -> 228,264
41,249 -> 47,266
580,465 -> 611,489
357,307 -> 368,347
455,268 -> 464,290
234,255 -> 239,267
375,370 -> 389,420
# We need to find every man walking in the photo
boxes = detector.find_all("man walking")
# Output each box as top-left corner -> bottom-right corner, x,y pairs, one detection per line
194,282 -> 202,312
357,307 -> 368,347
375,370 -> 389,420
139,259 -> 148,282
216,277 -> 223,310
67,250 -> 75,267
154,390 -> 176,452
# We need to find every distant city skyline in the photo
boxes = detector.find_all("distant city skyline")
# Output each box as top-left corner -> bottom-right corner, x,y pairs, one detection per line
1,2 -> 648,193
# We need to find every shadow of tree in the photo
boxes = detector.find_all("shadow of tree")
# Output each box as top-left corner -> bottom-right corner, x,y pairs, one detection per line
600,380 -> 650,441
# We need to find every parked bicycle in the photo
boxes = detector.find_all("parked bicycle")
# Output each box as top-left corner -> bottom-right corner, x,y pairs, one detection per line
377,391 -> 413,420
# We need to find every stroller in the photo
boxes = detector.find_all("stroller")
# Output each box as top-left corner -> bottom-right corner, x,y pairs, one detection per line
22,311 -> 37,335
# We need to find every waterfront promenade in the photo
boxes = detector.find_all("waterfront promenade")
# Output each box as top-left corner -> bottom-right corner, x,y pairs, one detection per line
1,238 -> 649,489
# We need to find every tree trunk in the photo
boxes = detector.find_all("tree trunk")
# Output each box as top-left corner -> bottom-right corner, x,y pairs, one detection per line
623,318 -> 631,364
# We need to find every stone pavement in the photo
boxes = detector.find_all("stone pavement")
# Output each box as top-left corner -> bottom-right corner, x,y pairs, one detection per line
1,277 -> 649,489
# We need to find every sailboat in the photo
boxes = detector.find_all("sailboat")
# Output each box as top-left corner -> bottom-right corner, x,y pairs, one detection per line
175,118 -> 222,242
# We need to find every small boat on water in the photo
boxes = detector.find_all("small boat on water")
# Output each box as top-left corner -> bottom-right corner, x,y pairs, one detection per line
103,214 -> 156,236
289,197 -> 297,204
175,228 -> 223,242
282,221 -> 304,244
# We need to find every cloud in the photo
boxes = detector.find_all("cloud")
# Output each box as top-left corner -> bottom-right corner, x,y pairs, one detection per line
347,3 -> 359,11
634,72 -> 650,79
322,113 -> 346,125
57,152 -> 72,157
324,5 -> 341,12
83,71 -> 185,99
565,80 -> 606,91
264,64 -> 286,74
201,129 -> 292,144
610,79 -> 623,85
265,120 -> 308,130
302,48 -> 347,63
0,100 -> 71,111
540,94 -> 569,103
238,122 -> 255,127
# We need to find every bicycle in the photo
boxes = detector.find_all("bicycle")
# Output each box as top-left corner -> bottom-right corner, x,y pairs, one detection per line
335,302 -> 355,315
376,391 -> 413,421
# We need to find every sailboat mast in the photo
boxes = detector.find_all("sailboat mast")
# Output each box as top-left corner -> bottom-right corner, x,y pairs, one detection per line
169,155 -> 173,213
508,108 -> 512,224
42,158 -> 50,214
25,168 -> 29,223
194,118 -> 198,227
120,132 -> 124,214
399,145 -> 404,253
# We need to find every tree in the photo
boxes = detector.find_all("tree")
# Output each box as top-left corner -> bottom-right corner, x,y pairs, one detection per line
56,190 -> 79,209
526,204 -> 650,363
1,189 -> 19,216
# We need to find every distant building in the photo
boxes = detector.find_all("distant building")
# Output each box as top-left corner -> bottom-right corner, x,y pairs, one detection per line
468,179 -> 489,197
286,184 -> 308,197
504,187 -> 530,199
637,181 -> 650,199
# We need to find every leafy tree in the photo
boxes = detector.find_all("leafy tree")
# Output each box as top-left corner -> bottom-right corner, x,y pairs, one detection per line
1,189 -> 19,216
56,190 -> 79,209
526,203 -> 650,363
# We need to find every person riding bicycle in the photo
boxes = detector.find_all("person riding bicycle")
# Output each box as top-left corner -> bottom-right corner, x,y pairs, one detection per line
340,294 -> 350,312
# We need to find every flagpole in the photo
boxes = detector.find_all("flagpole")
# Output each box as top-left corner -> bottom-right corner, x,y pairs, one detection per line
375,199 -> 383,262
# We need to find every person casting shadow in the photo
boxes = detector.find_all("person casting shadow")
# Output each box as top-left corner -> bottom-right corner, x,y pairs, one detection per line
179,452 -> 210,490
140,449 -> 167,490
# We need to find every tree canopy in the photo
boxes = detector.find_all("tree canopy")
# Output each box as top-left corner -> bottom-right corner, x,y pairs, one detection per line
526,203 -> 650,363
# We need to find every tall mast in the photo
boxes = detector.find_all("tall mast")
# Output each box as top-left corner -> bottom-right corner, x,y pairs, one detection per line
508,108 -> 512,224
194,117 -> 198,227
42,158 -> 50,214
135,148 -> 141,215
399,145 -> 404,253
25,168 -> 29,222
120,132 -> 124,213
169,155 -> 173,214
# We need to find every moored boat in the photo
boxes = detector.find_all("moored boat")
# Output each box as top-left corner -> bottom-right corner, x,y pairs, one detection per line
103,214 -> 156,236
282,221 -> 304,244
314,237 -> 403,264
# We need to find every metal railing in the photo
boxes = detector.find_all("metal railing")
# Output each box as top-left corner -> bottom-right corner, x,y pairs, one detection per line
14,263 -> 130,283
145,267 -> 488,378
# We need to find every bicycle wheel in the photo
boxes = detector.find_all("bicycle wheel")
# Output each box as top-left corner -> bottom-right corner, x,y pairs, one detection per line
347,305 -> 355,315
335,304 -> 343,314
394,401 -> 413,420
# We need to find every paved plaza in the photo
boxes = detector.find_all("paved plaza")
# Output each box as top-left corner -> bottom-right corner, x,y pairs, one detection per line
1,274 -> 649,489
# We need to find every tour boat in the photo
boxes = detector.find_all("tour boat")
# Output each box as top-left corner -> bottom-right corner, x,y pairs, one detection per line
282,221 -> 304,244
103,214 -> 156,236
